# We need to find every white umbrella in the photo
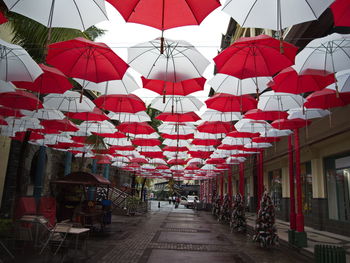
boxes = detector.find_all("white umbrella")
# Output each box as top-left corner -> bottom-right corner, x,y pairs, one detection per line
104,137 -> 131,146
287,108 -> 330,120
222,0 -> 333,31
108,111 -> 151,122
189,145 -> 216,152
201,164 -> 216,171
128,38 -> 209,82
149,158 -> 167,165
0,80 -> 16,93
187,158 -> 204,165
164,152 -> 188,159
201,109 -> 241,122
226,157 -> 246,164
158,123 -> 195,135
74,72 -> 139,95
132,133 -> 159,139
78,120 -> 116,134
170,165 -> 184,172
222,137 -> 252,145
258,91 -> 304,111
150,95 -> 203,113
163,139 -> 190,147
295,33 -> 350,76
4,117 -> 42,131
21,109 -> 65,120
208,74 -> 270,95
327,69 -> 350,93
112,156 -> 130,163
0,39 -> 43,82
235,119 -> 272,133
136,146 -> 162,152
260,128 -> 293,137
111,161 -> 127,168
4,0 -> 108,31
194,132 -> 222,139
245,142 -> 272,149
44,91 -> 95,112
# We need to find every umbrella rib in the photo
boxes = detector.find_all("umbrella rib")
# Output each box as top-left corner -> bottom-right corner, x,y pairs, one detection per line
92,0 -> 109,19
10,49 -> 35,81
72,0 -> 86,30
241,0 -> 258,27
304,0 -> 318,19
183,0 -> 200,24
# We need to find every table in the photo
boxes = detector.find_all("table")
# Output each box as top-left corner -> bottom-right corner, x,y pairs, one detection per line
17,215 -> 50,247
77,211 -> 105,230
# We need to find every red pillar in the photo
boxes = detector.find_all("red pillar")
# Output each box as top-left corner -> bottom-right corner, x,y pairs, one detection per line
220,174 -> 224,202
257,151 -> 264,211
294,129 -> 305,232
228,166 -> 233,202
239,162 -> 245,197
288,134 -> 296,230
208,179 -> 212,204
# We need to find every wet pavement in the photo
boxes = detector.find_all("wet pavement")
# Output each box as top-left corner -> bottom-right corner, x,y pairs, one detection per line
5,201 -> 312,263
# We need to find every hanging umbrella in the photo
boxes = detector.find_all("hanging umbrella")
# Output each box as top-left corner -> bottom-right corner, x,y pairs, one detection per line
192,139 -> 221,146
12,131 -> 44,142
13,64 -> 72,94
22,109 -> 65,120
260,128 -> 293,137
244,109 -> 288,121
0,116 -> 8,126
194,132 -> 222,139
163,146 -> 188,152
0,10 -> 8,25
156,112 -> 200,123
132,133 -> 160,139
222,0 -> 333,32
168,159 -> 187,165
94,94 -> 146,113
327,69 -> 350,93
142,77 -> 205,96
187,158 -> 204,165
150,95 -> 203,113
105,138 -> 131,146
197,121 -> 235,134
74,72 -> 139,95
161,133 -> 194,140
287,108 -> 330,120
0,39 -> 43,82
149,159 -> 167,165
4,0 -> 108,31
235,119 -> 272,133
258,91 -> 304,111
270,67 -> 335,94
117,122 -> 155,135
130,157 -> 148,164
208,74 -> 270,95
44,91 -> 95,112
205,93 -> 257,113
163,139 -> 190,148
0,80 -> 16,93
330,0 -> 350,27
41,119 -> 79,132
295,33 -> 350,78
226,131 -> 259,138
304,89 -> 350,109
245,142 -> 272,149
3,117 -> 43,132
201,109 -> 241,122
128,38 -> 209,82
132,138 -> 161,146
108,111 -> 151,122
47,38 -> 129,83
66,107 -> 109,121
0,90 -> 43,110
213,35 -> 297,79
271,119 -> 311,130
158,123 -> 195,135
78,120 -> 117,134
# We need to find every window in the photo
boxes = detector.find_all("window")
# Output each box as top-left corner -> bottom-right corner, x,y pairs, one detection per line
301,161 -> 312,215
326,155 -> 350,221
268,169 -> 282,211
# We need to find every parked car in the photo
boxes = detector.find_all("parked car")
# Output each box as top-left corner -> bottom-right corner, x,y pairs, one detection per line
180,196 -> 188,206
185,195 -> 199,208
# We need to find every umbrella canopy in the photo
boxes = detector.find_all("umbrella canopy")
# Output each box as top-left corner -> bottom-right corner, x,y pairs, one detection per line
330,0 -> 350,27
192,139 -> 221,146
4,0 -> 108,31
327,69 -> 350,93
44,90 -> 95,112
226,131 -> 259,138
150,95 -> 203,113
270,67 -> 335,94
0,80 -> 16,93
214,35 -> 297,79
106,0 -> 220,30
244,109 -> 288,121
13,64 -> 72,94
258,91 -> 304,111
260,128 -> 293,137
74,72 -> 139,95
158,123 -> 195,135
128,38 -> 209,82
0,107 -> 24,118
41,119 -> 79,132
222,0 -> 333,31
271,118 -> 311,130
0,90 -> 43,110
161,133 -> 194,140
132,138 -> 161,146
78,120 -> 116,134
235,119 -> 272,133
22,109 -> 65,120
205,93 -> 257,113
304,89 -> 350,109
197,121 -> 235,134
142,77 -> 205,96
66,107 -> 109,121
0,116 -> 8,126
47,37 -> 129,83
295,33 -> 350,76
156,112 -> 200,122
92,131 -> 126,138
108,111 -> 150,122
0,11 -> 8,25
94,94 -> 146,113
149,159 -> 167,165
287,108 -> 330,120
208,74 -> 270,95
0,39 -> 42,82
117,122 -> 155,135
201,109 -> 241,122
163,139 -> 190,148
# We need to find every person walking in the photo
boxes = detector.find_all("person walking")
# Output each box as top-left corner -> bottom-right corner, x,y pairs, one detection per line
172,195 -> 176,205
175,196 -> 180,208
168,196 -> 172,205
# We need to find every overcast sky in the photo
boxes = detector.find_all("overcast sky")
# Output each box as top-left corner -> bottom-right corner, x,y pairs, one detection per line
95,2 -> 231,107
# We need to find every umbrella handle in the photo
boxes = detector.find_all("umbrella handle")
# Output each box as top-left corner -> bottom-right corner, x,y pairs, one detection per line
80,89 -> 83,103
163,89 -> 166,103
279,37 -> 284,54
160,37 -> 165,54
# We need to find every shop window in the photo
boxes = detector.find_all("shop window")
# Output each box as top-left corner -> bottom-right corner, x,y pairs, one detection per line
301,161 -> 312,215
326,155 -> 350,221
268,169 -> 282,211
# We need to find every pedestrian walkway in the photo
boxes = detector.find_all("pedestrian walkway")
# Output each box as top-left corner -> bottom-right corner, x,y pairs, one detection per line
246,213 -> 350,262
85,201 -> 310,263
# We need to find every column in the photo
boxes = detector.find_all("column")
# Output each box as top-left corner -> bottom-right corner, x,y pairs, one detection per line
239,162 -> 245,197
33,146 -> 46,201
228,165 -> 233,202
288,135 -> 296,230
64,151 -> 72,176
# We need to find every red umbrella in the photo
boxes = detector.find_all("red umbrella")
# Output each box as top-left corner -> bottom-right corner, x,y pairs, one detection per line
205,93 -> 257,112
96,156 -> 112,165
185,164 -> 199,171
271,118 -> 311,130
214,35 -> 297,79
66,107 -> 109,121
110,145 -> 135,151
168,159 -> 187,165
244,109 -> 288,121
270,67 -> 335,94
163,146 -> 188,152
142,77 -> 205,96
197,121 -> 235,134
130,157 -> 148,164
132,138 -> 161,146
156,165 -> 169,170
13,64 -> 72,94
304,89 -> 350,109
48,142 -> 84,149
92,131 -> 126,138
226,131 -> 259,138
0,90 -> 43,110
47,37 -> 129,83
188,151 -> 213,159
156,112 -> 200,122
30,127 -> 61,134
0,10 -> 8,25
161,133 -> 194,140
0,107 -> 24,118
330,0 -> 350,27
141,151 -> 164,158
0,116 -> 8,126
117,122 -> 155,135
252,137 -> 281,143
106,0 -> 220,30
206,158 -> 225,164
12,131 -> 44,142
94,94 -> 146,113
40,119 -> 79,132
71,136 -> 93,144
192,139 -> 221,146
217,144 -> 244,150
